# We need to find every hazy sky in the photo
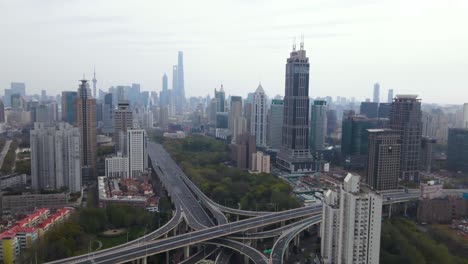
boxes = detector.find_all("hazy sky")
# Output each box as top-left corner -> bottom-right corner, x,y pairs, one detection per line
1,0 -> 467,104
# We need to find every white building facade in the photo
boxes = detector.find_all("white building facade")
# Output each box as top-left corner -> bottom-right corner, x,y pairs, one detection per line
31,122 -> 82,192
251,151 -> 271,173
105,155 -> 129,178
250,84 -> 268,147
321,173 -> 382,264
127,129 -> 148,178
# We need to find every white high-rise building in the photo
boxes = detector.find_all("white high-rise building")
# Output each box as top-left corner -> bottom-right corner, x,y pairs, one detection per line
105,154 -> 129,178
321,173 -> 382,264
31,122 -> 82,192
250,84 -> 267,147
127,129 -> 148,178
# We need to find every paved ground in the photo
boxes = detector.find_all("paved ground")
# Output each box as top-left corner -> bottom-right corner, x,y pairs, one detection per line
0,139 -> 12,171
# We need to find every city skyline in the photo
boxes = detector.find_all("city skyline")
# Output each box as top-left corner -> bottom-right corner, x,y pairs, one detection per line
1,0 -> 468,104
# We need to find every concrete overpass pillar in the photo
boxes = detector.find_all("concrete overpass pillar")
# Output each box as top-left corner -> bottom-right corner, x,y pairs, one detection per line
237,214 -> 240,222
285,245 -> 289,261
141,257 -> 147,264
244,254 -> 249,264
389,204 -> 393,218
184,246 -> 190,259
166,251 -> 169,264
404,202 -> 408,216
281,221 -> 286,227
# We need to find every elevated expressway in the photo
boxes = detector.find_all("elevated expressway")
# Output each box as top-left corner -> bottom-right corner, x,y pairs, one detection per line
48,142 -> 422,264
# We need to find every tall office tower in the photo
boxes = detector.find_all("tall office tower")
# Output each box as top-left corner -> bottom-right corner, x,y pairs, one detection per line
0,99 -> 5,123
214,85 -> 226,112
11,94 -> 25,111
326,109 -> 338,136
373,83 -> 380,103
172,65 -> 178,95
30,122 -> 82,192
3,82 -> 26,107
174,51 -> 185,114
321,173 -> 382,264
267,99 -> 284,149
360,102 -> 379,118
310,100 -> 328,153
229,96 -> 242,132
447,128 -> 468,173
41,90 -> 47,102
244,101 -> 253,132
277,42 -> 314,173
250,84 -> 268,147
159,106 -> 169,129
113,101 -> 133,153
378,103 -> 392,119
463,103 -> 468,128
420,137 -> 435,173
75,79 -> 97,182
127,129 -> 148,178
387,89 -> 394,103
390,95 -> 422,182
160,73 -> 170,107
101,93 -> 114,133
92,69 -> 97,98
366,129 -> 401,190
232,116 -> 248,144
208,98 -> 218,124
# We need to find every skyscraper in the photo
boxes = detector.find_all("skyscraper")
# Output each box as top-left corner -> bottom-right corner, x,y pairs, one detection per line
267,99 -> 284,149
250,84 -> 267,147
214,85 -> 226,112
175,51 -> 185,114
75,79 -> 97,182
360,102 -> 379,118
310,100 -> 328,153
447,128 -> 468,173
160,73 -> 170,107
373,83 -> 380,103
390,94 -> 422,182
366,129 -> 401,190
30,122 -> 82,192
113,101 -> 133,153
387,89 -> 394,103
101,93 -> 114,133
277,42 -> 314,173
127,129 -> 148,178
61,91 -> 77,124
92,68 -> 97,98
321,173 -> 382,264
229,96 -> 242,132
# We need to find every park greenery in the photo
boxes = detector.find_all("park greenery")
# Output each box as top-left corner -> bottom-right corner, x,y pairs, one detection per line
161,135 -> 300,211
380,218 -> 468,264
21,205 -> 167,263
0,139 -> 18,175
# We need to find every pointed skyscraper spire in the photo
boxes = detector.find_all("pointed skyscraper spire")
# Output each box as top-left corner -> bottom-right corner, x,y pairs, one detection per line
92,66 -> 97,98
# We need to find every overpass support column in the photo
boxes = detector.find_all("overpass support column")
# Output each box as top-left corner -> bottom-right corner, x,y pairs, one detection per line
237,214 -> 240,222
141,257 -> 147,264
404,202 -> 408,216
281,221 -> 285,227
294,234 -> 300,247
285,245 -> 290,261
389,204 -> 393,218
244,254 -> 249,264
184,246 -> 190,259
166,251 -> 169,264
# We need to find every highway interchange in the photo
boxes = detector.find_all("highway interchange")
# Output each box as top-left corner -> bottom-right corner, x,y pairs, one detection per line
48,141 -> 422,264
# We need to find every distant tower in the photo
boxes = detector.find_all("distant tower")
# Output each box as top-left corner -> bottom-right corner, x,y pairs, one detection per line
92,68 -> 97,99
250,83 -> 268,147
277,40 -> 315,173
176,51 -> 185,114
373,83 -> 380,103
387,89 -> 394,103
